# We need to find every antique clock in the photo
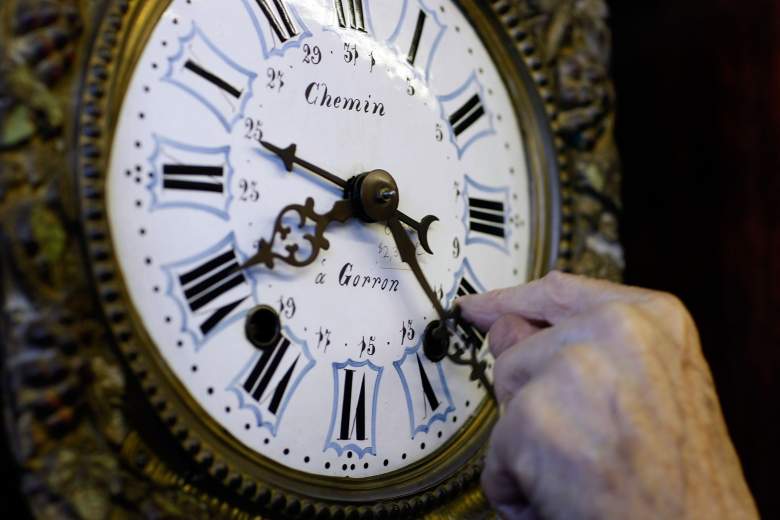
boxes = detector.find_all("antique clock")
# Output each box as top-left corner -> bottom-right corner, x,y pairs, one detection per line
0,0 -> 622,518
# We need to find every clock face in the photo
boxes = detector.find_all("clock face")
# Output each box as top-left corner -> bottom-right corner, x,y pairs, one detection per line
106,0 -> 536,483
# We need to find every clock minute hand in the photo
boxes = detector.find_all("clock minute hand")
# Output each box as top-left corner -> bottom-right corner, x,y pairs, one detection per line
261,140 -> 347,189
260,140 -> 437,254
386,216 -> 447,322
389,215 -> 495,399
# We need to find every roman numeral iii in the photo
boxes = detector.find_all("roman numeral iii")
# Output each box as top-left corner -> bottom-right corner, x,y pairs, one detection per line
468,197 -> 506,238
461,176 -> 512,253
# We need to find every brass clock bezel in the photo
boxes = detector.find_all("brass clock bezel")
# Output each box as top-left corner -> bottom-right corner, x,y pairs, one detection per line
75,0 -> 566,515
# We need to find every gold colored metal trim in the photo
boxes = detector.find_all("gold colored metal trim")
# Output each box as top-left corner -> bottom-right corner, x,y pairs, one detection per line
75,0 -> 567,516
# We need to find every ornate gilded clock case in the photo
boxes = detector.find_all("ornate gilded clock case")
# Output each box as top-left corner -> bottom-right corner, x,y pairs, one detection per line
0,0 -> 622,518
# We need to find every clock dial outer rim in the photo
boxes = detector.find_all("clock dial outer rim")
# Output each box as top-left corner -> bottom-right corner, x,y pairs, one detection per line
74,0 -> 567,513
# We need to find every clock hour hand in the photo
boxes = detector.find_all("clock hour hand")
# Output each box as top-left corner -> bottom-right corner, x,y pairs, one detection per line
260,140 -> 437,254
241,198 -> 353,271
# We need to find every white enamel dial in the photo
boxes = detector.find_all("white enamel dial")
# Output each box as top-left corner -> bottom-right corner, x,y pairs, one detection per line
107,0 -> 534,479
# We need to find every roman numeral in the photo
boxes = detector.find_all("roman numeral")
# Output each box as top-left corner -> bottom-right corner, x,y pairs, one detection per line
338,369 -> 367,440
184,60 -> 242,99
243,336 -> 298,415
456,276 -> 486,345
449,94 -> 485,137
416,354 -> 439,414
438,74 -> 495,157
164,26 -> 255,131
335,0 -> 366,32
407,10 -> 427,65
254,0 -> 299,42
325,361 -> 381,457
461,176 -> 511,252
229,331 -> 314,436
468,197 -> 506,238
394,350 -> 454,437
178,248 -> 248,338
388,1 -> 445,81
163,163 -> 224,193
148,136 -> 233,219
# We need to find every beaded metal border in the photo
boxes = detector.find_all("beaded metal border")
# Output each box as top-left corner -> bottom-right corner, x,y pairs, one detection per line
73,0 -> 571,517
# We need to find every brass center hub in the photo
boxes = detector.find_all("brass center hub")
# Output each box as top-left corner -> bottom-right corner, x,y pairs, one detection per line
347,169 -> 400,223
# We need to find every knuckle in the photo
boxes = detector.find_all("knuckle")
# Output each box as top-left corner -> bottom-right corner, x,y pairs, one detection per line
541,270 -> 579,311
649,291 -> 687,317
597,301 -> 645,334
594,302 -> 657,354
642,291 -> 698,351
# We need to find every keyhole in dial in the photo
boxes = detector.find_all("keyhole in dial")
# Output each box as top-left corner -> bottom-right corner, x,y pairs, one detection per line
423,321 -> 449,362
245,305 -> 282,350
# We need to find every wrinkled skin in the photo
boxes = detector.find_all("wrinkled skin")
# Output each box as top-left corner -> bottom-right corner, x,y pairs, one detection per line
458,272 -> 758,520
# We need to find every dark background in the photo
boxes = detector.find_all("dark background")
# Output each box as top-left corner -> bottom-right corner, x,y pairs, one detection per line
609,0 -> 779,517
3,1 -> 778,517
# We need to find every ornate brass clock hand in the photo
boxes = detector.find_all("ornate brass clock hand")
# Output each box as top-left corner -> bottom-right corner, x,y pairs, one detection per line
261,140 -> 438,254
387,214 -> 495,401
241,198 -> 353,270
386,216 -> 447,321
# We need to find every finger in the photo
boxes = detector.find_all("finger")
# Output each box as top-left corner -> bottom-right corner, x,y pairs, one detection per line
488,314 -> 544,358
459,271 -> 653,331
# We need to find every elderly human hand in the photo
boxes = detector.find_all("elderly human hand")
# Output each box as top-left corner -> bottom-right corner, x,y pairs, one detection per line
458,272 -> 757,520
